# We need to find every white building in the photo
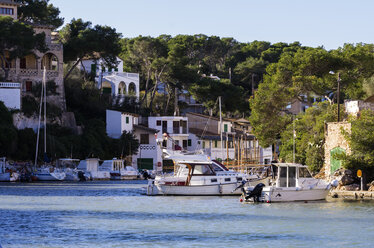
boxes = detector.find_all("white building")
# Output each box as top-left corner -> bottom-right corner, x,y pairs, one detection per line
80,57 -> 140,99
106,110 -> 162,171
148,116 -> 190,150
0,82 -> 21,109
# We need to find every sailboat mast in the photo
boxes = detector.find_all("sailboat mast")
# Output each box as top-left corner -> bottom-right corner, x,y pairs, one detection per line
43,67 -> 47,157
219,96 -> 223,161
34,70 -> 45,169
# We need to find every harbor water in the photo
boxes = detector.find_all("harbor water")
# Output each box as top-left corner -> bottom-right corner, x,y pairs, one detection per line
0,181 -> 374,248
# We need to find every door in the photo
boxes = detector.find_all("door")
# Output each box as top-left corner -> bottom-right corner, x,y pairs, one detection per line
137,158 -> 153,170
330,147 -> 346,174
162,121 -> 167,134
25,81 -> 32,92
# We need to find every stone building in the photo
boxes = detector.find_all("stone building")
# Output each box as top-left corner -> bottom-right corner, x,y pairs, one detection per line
0,0 -> 65,109
324,122 -> 351,177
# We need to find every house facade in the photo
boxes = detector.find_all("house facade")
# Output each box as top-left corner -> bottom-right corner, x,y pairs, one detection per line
0,0 -> 65,109
186,112 -> 273,164
106,110 -> 162,172
0,82 -> 21,109
148,116 -> 190,150
80,57 -> 139,99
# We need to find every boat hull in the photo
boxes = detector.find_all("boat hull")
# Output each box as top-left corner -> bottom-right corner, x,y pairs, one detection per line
261,187 -> 329,202
148,181 -> 242,196
0,173 -> 10,182
35,172 -> 66,181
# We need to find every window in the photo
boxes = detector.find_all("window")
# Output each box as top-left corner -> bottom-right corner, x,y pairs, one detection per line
299,167 -> 312,178
202,141 -> 205,149
173,121 -> 180,134
188,139 -> 191,146
156,120 -> 161,126
214,140 -> 218,148
140,134 -> 149,144
126,116 -> 129,124
224,124 -> 228,132
0,8 -> 14,15
20,58 -> 26,69
114,67 -> 118,72
182,140 -> 187,149
91,64 -> 96,75
192,164 -> 215,175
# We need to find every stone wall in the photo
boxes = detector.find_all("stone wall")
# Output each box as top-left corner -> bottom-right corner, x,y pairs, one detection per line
324,122 -> 351,177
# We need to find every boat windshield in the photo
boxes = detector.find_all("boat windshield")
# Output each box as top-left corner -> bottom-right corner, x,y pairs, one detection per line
211,162 -> 224,172
192,164 -> 215,175
299,167 -> 312,178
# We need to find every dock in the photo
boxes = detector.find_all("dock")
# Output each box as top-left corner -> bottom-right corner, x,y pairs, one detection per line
330,190 -> 374,200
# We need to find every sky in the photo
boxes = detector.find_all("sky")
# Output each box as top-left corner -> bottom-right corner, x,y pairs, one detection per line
50,0 -> 374,50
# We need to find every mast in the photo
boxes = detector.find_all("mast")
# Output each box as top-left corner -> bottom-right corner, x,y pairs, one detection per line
219,96 -> 223,161
43,66 -> 47,163
34,68 -> 46,169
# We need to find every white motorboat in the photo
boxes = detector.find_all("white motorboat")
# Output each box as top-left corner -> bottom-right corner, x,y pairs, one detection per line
147,159 -> 252,196
77,158 -> 110,180
57,158 -> 80,181
241,163 -> 335,203
35,167 -> 66,181
100,159 -> 139,180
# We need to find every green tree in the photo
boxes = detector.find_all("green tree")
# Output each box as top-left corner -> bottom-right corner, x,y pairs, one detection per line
0,16 -> 46,81
279,102 -> 342,172
342,110 -> 374,175
60,18 -> 122,81
17,0 -> 64,29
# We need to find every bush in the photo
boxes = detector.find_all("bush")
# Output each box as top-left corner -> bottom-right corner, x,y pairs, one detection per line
21,96 -> 39,117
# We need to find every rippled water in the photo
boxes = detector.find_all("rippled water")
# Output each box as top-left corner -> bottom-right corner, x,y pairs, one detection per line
0,181 -> 374,248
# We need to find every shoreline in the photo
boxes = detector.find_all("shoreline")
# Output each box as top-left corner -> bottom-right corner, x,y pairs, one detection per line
330,190 -> 374,200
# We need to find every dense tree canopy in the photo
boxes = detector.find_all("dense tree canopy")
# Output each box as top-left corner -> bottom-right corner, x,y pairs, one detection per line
60,18 -> 122,81
17,0 -> 64,29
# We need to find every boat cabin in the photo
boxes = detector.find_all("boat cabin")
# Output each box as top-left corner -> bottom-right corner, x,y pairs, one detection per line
100,158 -> 125,172
271,163 -> 313,188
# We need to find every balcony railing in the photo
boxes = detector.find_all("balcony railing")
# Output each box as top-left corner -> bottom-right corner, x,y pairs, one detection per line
0,82 -> 20,88
19,69 -> 38,76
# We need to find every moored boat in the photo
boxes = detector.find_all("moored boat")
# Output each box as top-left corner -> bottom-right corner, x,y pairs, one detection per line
240,163 -> 336,203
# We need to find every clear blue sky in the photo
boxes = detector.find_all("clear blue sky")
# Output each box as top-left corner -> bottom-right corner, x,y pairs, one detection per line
50,0 -> 374,50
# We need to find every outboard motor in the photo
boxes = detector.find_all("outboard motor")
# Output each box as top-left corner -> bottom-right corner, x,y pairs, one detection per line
77,171 -> 86,181
245,183 -> 265,202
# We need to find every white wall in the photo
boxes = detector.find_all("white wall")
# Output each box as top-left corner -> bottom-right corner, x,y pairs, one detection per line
106,110 -> 123,138
0,83 -> 21,110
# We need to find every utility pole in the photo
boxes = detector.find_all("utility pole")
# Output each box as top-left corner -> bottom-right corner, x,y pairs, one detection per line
337,72 -> 341,122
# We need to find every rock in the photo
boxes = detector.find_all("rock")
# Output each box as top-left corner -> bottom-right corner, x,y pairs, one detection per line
341,184 -> 360,191
331,168 -> 355,186
368,185 -> 374,192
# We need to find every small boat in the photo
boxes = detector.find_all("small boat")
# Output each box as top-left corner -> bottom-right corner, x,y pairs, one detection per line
100,158 -> 139,180
35,167 -> 66,181
77,158 -> 109,180
57,158 -> 80,181
240,163 -> 336,203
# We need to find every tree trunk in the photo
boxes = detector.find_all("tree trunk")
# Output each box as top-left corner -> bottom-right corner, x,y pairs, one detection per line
80,60 -> 87,82
64,58 -> 82,82
165,83 -> 171,115
140,67 -> 151,107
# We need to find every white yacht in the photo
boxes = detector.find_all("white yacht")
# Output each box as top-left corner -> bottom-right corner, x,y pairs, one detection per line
147,159 -> 253,196
100,159 -> 138,180
241,163 -> 335,202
